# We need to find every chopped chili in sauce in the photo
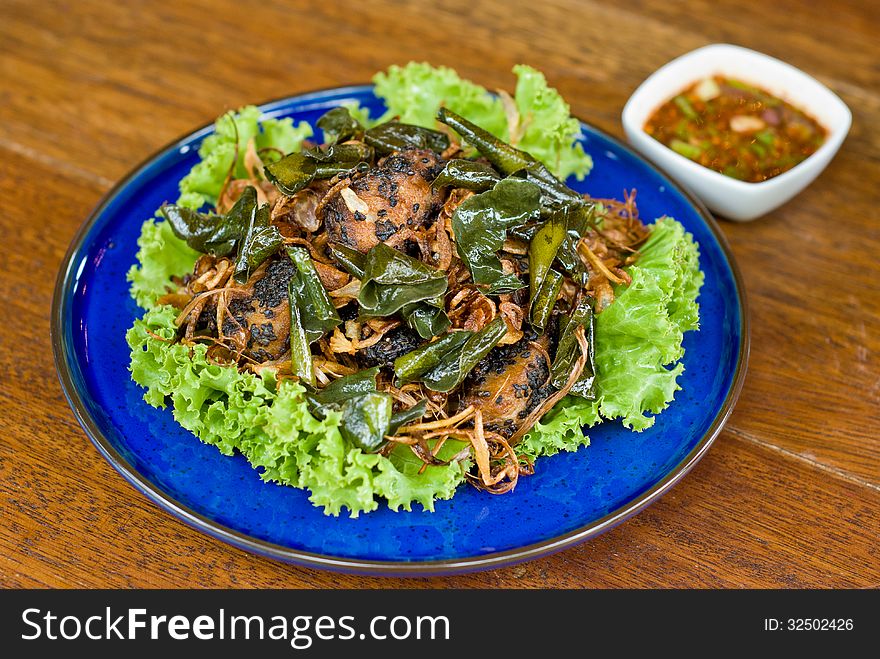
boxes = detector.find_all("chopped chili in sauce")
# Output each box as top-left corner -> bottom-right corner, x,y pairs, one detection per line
644,76 -> 827,183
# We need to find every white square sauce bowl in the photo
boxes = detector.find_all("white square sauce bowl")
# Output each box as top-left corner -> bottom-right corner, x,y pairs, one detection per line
621,44 -> 851,221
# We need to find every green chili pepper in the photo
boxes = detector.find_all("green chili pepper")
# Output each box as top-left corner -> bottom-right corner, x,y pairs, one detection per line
550,297 -> 595,397
421,316 -> 507,392
288,288 -> 316,387
530,269 -> 563,332
669,139 -> 703,160
286,246 -> 341,343
432,159 -> 500,192
437,108 -> 584,210
393,331 -> 472,386
233,202 -> 282,283
673,95 -> 698,121
755,129 -> 776,147
364,120 -> 450,154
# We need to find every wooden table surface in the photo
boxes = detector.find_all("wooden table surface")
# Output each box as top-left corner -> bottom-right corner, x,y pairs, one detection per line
2,0 -> 878,589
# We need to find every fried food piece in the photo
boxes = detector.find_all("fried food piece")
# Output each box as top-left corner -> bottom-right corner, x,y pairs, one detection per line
459,324 -> 556,438
320,149 -> 445,253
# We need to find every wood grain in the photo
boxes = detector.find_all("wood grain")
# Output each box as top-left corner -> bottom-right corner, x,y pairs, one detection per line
1,0 -> 878,588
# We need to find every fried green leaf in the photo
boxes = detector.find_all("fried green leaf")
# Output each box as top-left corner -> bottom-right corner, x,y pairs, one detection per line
388,400 -> 428,435
451,178 -> 540,293
421,316 -> 507,392
555,204 -> 596,287
286,246 -> 342,343
338,392 -> 394,452
400,301 -> 451,339
265,143 -> 372,196
437,107 -> 584,209
308,142 -> 374,165
313,366 -> 380,405
317,107 -> 364,144
160,185 -> 257,256
358,243 -> 448,317
288,294 -> 316,387
233,202 -> 282,283
432,159 -> 500,192
529,211 -> 568,301
550,297 -> 595,397
328,242 -> 366,279
364,120 -> 450,155
263,151 -> 318,196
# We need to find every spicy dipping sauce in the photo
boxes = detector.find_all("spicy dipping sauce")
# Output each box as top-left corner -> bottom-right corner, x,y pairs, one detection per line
644,76 -> 827,183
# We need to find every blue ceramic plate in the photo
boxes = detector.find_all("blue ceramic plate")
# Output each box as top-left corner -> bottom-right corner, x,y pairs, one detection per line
53,86 -> 748,575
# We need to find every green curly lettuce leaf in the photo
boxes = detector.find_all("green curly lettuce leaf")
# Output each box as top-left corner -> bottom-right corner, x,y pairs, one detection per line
127,305 -> 467,517
372,62 -> 508,137
126,219 -> 199,308
511,65 -> 593,182
178,105 -> 313,211
127,106 -> 312,307
366,62 -> 592,181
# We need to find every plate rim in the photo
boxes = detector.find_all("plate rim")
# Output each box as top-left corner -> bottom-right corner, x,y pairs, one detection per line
52,84 -> 750,576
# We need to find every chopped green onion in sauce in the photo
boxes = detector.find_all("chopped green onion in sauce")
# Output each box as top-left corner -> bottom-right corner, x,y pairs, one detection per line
644,75 -> 827,183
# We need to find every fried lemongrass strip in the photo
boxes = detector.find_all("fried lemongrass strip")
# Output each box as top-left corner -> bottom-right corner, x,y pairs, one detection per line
471,410 -> 492,486
508,325 -> 589,446
144,328 -> 175,343
182,298 -> 207,339
156,292 -> 192,309
328,278 -> 361,300
191,334 -> 259,365
175,287 -> 239,327
397,405 -> 475,433
314,367 -> 331,386
313,357 -> 357,377
594,226 -> 641,254
244,136 -> 265,181
477,433 -> 521,494
577,238 -> 626,285
380,383 -> 421,409
385,436 -> 418,447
